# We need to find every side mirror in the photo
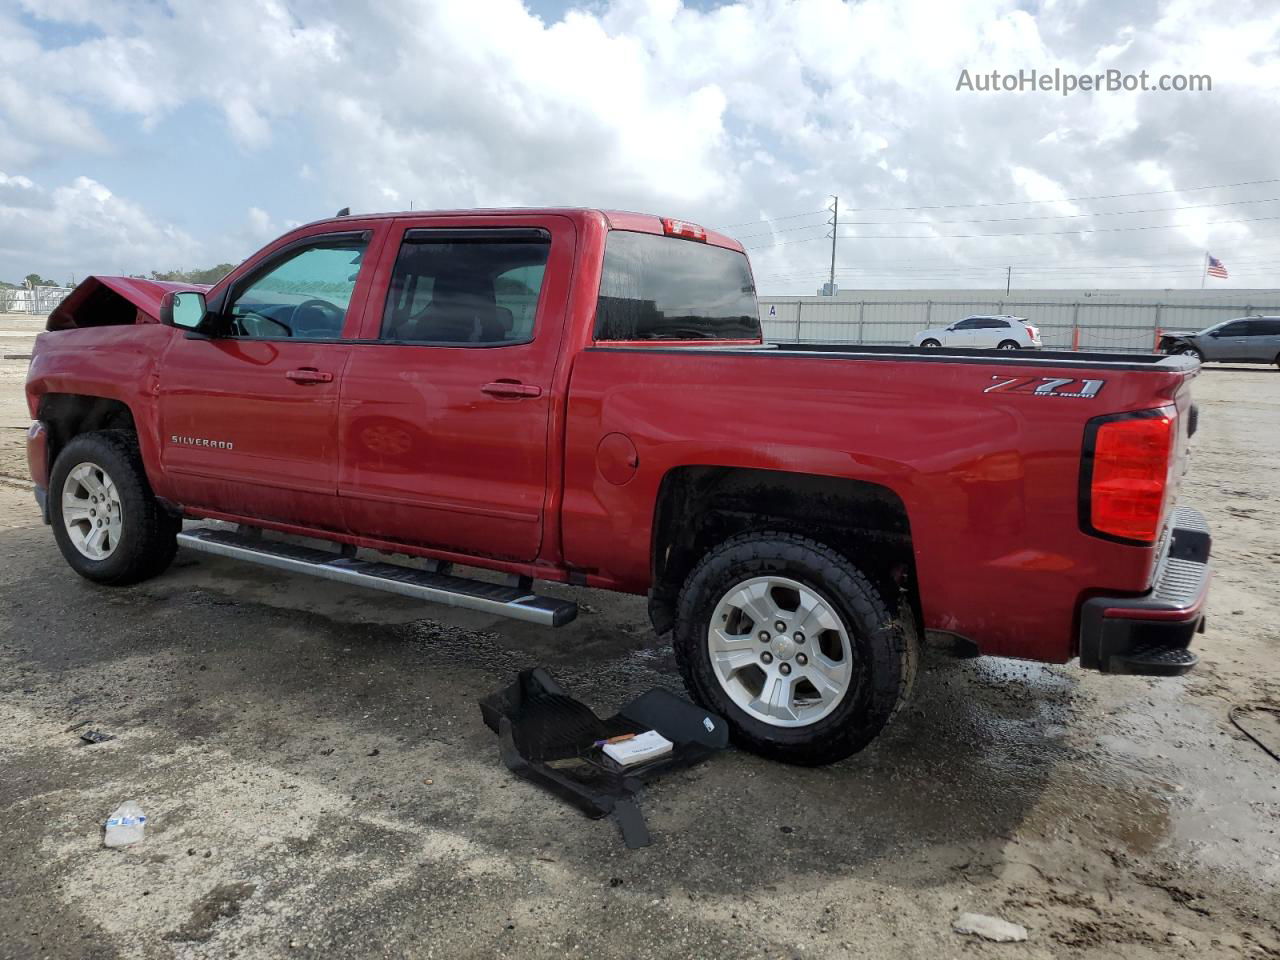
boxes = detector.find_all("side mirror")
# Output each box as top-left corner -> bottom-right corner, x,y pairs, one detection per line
1208,330 -> 1220,338
160,290 -> 208,331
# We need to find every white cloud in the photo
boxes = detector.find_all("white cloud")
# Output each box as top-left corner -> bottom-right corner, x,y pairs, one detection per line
246,206 -> 274,239
2,0 -> 1280,288
0,171 -> 201,280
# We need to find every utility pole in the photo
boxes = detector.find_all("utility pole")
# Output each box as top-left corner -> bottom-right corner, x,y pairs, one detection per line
1005,265 -> 1011,296
826,196 -> 839,296
1200,251 -> 1208,289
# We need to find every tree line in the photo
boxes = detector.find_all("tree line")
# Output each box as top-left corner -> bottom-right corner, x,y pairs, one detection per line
3,265 -> 237,289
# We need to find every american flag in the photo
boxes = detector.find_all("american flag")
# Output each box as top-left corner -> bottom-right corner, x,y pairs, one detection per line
1207,255 -> 1229,279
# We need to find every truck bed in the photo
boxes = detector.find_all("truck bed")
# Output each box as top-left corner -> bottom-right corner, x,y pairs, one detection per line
599,341 -> 1199,372
561,340 -> 1198,662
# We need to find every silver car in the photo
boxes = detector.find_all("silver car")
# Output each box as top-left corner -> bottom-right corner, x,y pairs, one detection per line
1160,316 -> 1280,367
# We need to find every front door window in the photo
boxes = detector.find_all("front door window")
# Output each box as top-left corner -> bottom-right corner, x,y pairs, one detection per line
227,237 -> 369,340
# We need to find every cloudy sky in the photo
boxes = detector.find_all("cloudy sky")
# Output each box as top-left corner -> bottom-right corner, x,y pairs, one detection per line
2,0 -> 1279,292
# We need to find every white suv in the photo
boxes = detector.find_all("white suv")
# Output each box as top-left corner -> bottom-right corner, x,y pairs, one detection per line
912,315 -> 1042,350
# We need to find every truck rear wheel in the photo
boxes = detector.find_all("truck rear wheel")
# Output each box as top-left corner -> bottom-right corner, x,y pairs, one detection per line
49,431 -> 180,586
673,532 -> 917,765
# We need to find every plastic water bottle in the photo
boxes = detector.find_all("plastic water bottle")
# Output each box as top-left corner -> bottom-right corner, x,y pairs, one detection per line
104,801 -> 147,847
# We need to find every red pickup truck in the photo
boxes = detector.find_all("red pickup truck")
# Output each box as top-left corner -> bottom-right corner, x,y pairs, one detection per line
25,208 -> 1211,764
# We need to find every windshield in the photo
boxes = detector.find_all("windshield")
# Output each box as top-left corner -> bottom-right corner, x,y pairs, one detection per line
594,231 -> 760,341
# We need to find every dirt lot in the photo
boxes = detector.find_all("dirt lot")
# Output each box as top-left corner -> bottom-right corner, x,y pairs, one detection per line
1,327 -> 1277,959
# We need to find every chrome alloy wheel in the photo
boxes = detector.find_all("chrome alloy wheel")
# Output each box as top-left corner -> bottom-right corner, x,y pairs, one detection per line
707,576 -> 854,727
61,462 -> 123,560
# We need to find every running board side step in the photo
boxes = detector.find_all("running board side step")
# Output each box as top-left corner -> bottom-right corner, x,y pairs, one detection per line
176,528 -> 578,627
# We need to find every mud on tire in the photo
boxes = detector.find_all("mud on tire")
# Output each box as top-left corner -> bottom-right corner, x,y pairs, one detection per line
49,430 -> 180,586
673,531 -> 918,766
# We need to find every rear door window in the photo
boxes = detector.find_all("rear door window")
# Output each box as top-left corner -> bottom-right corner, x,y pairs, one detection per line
594,231 -> 760,341
380,230 -> 551,345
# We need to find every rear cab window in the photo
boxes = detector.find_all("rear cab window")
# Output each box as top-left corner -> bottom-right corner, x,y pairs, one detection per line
594,231 -> 761,342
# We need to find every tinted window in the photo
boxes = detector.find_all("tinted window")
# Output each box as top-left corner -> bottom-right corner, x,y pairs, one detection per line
381,233 -> 551,345
1217,321 -> 1249,336
228,236 -> 368,339
594,231 -> 759,341
1256,318 -> 1280,335
953,318 -> 982,329
980,318 -> 1011,328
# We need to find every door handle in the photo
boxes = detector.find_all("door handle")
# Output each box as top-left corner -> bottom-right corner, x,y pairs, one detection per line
286,368 -> 334,384
481,380 -> 542,399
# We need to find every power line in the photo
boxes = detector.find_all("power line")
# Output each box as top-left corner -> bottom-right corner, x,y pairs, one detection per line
755,261 -> 1280,278
752,247 -> 1280,272
742,212 -> 1280,247
758,257 -> 1280,275
845,175 -> 1280,212
724,175 -> 1280,229
718,208 -> 828,228
730,195 -> 1280,240
756,271 -> 1219,285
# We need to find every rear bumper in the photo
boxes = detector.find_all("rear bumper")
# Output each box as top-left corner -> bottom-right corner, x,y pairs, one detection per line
1079,506 -> 1210,676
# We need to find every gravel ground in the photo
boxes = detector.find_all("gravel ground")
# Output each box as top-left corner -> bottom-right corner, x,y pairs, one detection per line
0,334 -> 1277,959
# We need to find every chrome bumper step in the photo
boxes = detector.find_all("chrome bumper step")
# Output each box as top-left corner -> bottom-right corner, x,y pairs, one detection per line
176,527 -> 577,627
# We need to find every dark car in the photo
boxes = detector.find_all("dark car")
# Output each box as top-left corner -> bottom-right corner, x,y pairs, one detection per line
1160,316 -> 1280,367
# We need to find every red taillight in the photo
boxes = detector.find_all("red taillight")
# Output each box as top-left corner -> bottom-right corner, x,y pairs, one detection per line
1025,324 -> 1038,339
660,217 -> 707,242
1085,412 -> 1175,543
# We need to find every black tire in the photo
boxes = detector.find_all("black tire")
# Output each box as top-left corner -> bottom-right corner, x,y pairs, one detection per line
49,430 -> 180,586
997,340 -> 1020,350
1176,344 -> 1205,362
919,339 -> 941,348
673,532 -> 918,765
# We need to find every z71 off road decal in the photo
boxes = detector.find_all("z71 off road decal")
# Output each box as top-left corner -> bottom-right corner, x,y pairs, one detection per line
984,376 -> 1105,398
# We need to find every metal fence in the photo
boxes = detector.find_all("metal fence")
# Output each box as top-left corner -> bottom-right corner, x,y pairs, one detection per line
0,286 -> 72,315
759,298 -> 1280,353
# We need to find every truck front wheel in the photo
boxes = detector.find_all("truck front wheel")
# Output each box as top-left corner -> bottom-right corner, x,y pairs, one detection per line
673,532 -> 917,765
49,431 -> 180,586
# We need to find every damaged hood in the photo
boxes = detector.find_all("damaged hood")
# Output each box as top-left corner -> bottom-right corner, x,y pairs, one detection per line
47,276 -> 211,330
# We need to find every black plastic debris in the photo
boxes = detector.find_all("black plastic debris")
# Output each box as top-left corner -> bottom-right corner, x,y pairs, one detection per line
80,730 -> 115,744
479,668 -> 728,848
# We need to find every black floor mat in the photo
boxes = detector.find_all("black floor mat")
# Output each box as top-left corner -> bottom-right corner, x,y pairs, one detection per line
479,668 -> 729,847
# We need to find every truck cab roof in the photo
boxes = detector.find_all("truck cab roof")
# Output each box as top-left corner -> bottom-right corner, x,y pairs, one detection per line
298,207 -> 747,253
